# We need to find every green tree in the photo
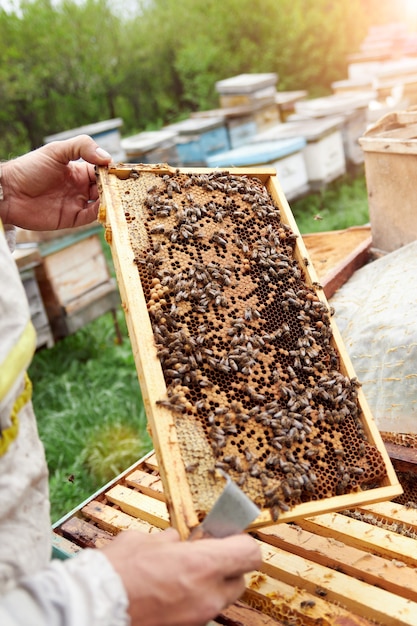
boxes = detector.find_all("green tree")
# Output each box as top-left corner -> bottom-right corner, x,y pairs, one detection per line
0,0 -> 409,156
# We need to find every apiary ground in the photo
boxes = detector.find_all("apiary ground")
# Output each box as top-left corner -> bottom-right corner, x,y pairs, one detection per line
99,167 -> 391,524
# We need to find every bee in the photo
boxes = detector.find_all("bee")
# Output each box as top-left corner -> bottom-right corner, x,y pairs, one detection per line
300,600 -> 316,609
150,224 -> 165,234
185,462 -> 199,473
156,399 -> 186,413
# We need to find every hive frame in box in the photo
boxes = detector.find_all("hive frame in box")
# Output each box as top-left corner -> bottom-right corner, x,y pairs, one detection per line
97,163 -> 401,539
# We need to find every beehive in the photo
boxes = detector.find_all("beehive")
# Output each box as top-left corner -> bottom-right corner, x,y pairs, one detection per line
52,450 -> 417,626
97,163 -> 401,538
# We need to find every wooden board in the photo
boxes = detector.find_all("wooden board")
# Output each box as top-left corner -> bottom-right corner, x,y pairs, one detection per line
52,452 -> 417,626
97,164 -> 401,538
302,226 -> 372,298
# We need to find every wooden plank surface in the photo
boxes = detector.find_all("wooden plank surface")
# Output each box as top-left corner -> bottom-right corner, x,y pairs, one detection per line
253,520 -> 417,601
105,484 -> 170,528
52,453 -> 417,626
258,541 -> 417,625
302,226 -> 372,299
125,468 -> 165,501
82,500 -> 160,534
41,235 -> 111,306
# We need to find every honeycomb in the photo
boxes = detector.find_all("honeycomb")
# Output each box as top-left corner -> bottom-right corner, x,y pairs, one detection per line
100,166 -> 389,523
381,432 -> 417,508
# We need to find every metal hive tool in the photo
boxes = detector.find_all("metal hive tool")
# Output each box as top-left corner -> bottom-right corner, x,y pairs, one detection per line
97,163 -> 402,538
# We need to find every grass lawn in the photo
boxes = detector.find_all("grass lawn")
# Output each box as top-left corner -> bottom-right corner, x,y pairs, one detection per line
30,170 -> 370,523
29,311 -> 152,522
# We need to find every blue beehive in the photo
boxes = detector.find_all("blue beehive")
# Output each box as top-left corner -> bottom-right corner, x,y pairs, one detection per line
164,117 -> 230,165
206,137 -> 309,201
45,118 -> 125,162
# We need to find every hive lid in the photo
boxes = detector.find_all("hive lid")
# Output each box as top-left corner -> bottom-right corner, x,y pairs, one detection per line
165,116 -> 226,135
274,90 -> 308,105
191,104 -> 264,120
122,130 -> 177,153
250,116 -> 345,143
206,137 -> 306,167
359,109 -> 417,154
295,92 -> 375,117
44,118 -> 123,143
331,77 -> 376,91
215,73 -> 278,94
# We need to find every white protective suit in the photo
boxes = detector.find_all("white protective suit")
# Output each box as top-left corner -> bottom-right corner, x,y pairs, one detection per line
0,222 -> 130,626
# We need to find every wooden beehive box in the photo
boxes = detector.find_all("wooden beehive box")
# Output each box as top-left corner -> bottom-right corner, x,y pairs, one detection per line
33,229 -> 119,339
359,109 -> 417,253
97,163 -> 401,539
53,450 -> 417,626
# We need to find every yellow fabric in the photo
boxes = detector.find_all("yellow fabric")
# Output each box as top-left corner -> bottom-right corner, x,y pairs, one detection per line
0,320 -> 36,404
0,373 -> 32,455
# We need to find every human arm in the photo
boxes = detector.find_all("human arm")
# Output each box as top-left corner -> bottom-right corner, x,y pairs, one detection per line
0,528 -> 261,626
0,135 -> 112,231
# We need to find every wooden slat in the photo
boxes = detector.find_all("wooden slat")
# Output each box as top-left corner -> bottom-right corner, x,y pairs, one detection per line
82,499 -> 160,534
217,600 -> 286,626
297,512 -> 417,566
359,501 -> 417,529
105,484 -> 170,528
51,531 -> 82,557
143,452 -> 159,472
99,169 -> 199,538
125,469 -> 165,501
253,521 -> 417,601
64,279 -> 118,314
384,441 -> 417,474
259,541 -> 417,625
60,516 -> 114,549
42,235 -> 110,305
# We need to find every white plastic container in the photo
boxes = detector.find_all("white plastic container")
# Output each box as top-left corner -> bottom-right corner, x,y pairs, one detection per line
251,117 -> 346,189
206,137 -> 309,201
293,93 -> 374,165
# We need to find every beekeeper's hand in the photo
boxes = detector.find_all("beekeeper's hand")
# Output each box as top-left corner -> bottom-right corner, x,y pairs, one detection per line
101,527 -> 262,626
0,134 -> 111,231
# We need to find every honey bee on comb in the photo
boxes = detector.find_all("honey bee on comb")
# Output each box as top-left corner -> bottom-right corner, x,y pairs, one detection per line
97,164 -> 401,533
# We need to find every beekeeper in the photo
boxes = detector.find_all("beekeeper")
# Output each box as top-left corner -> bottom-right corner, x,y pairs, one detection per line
0,135 -> 261,626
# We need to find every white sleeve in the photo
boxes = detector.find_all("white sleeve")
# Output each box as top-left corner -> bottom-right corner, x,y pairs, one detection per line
0,549 -> 130,626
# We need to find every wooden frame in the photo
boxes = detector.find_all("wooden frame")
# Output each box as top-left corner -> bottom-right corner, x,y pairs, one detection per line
97,164 -> 401,538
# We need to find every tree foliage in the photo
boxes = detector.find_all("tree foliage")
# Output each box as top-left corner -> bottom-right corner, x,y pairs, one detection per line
0,0 -> 405,155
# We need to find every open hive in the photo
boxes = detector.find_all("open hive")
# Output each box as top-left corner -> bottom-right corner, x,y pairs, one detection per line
97,163 -> 401,538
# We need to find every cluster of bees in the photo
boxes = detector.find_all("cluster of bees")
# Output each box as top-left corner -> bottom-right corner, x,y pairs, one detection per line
122,168 -> 387,520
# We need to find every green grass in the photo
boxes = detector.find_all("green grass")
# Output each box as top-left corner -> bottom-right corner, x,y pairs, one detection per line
29,311 -> 152,522
30,170 -> 369,523
291,172 -> 369,234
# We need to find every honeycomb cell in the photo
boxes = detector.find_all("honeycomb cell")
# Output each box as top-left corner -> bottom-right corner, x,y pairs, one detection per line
105,168 -> 388,519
